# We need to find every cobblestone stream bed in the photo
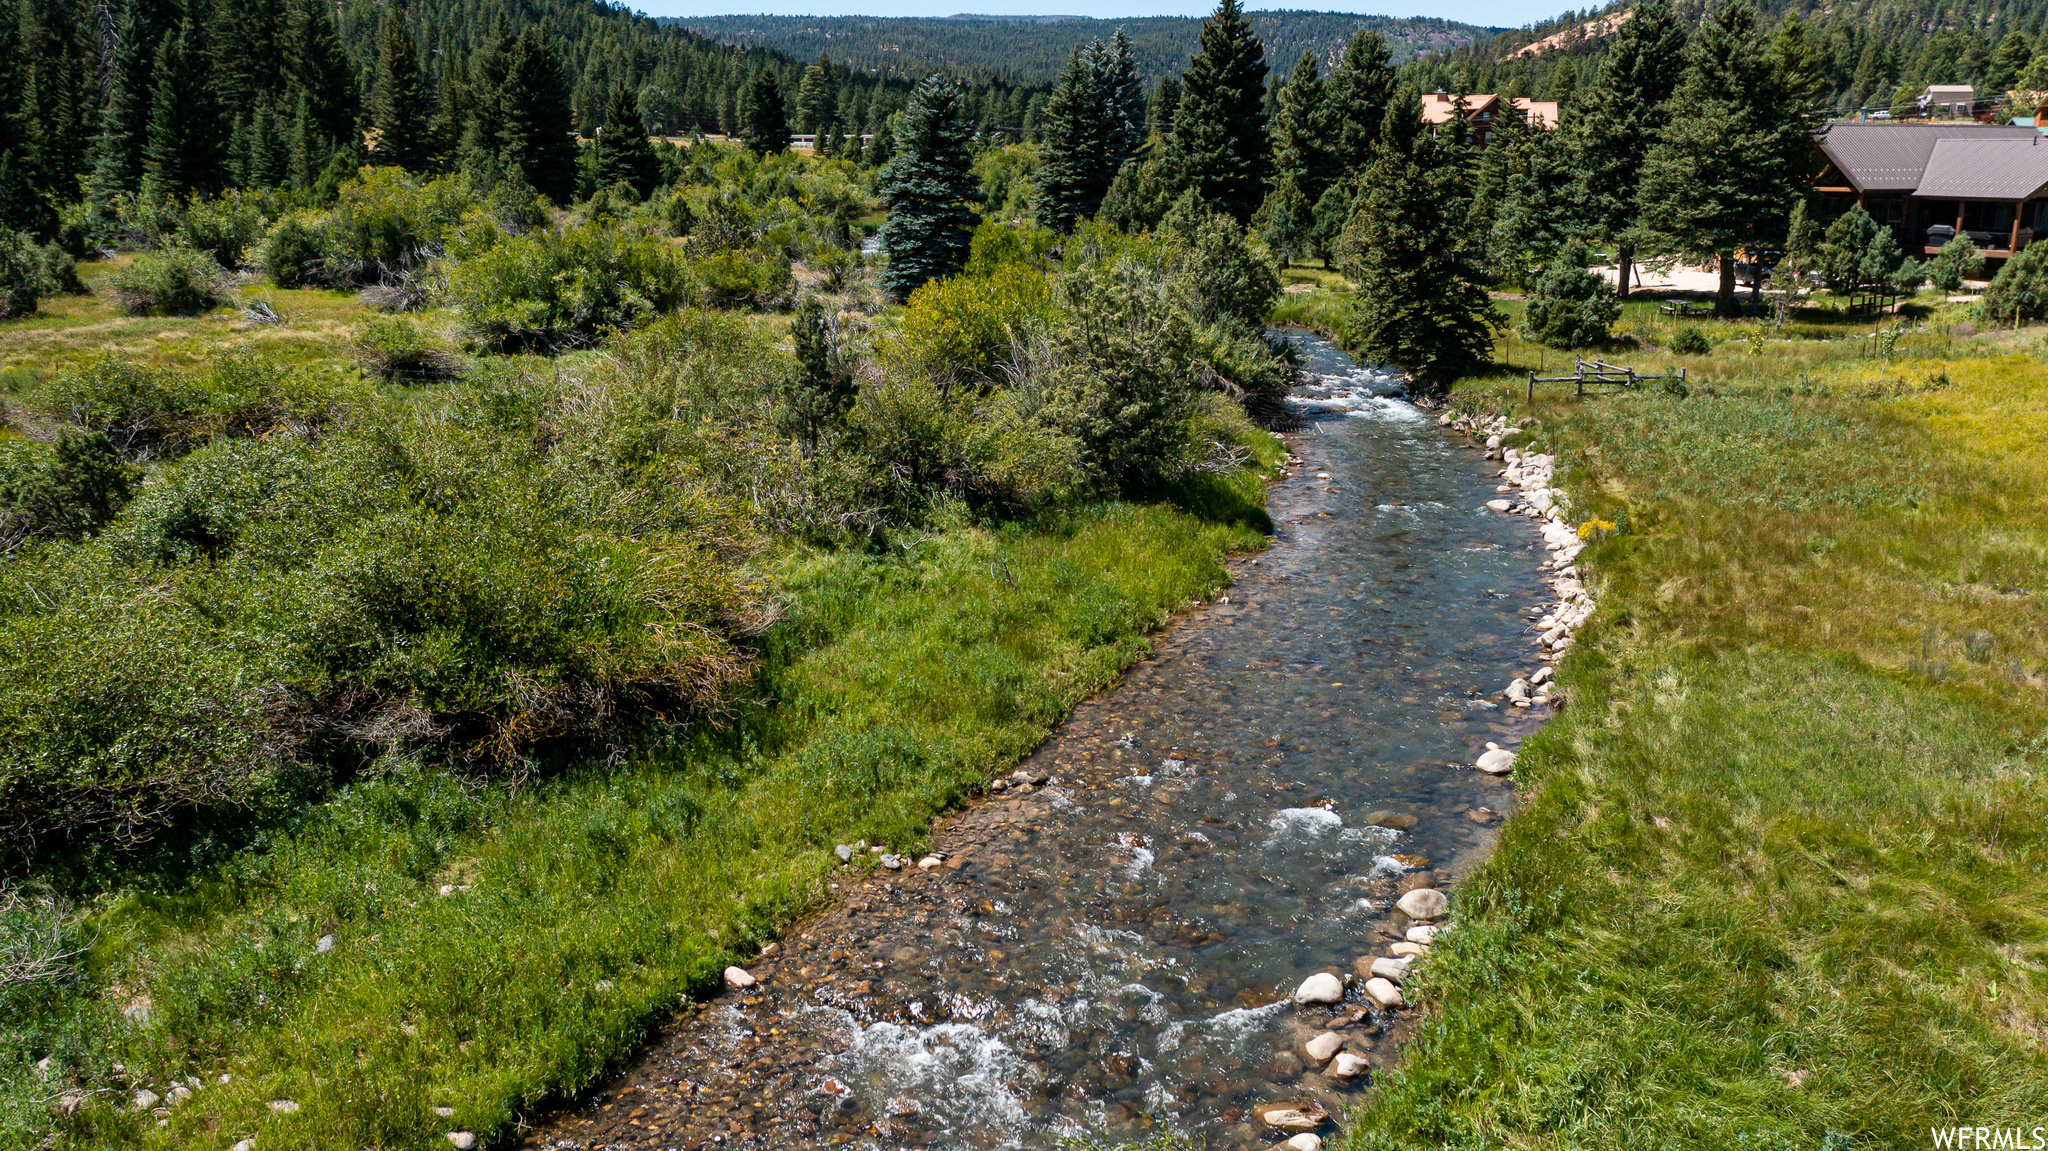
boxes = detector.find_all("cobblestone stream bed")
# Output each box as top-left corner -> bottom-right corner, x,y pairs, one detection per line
524,334 -> 1554,1151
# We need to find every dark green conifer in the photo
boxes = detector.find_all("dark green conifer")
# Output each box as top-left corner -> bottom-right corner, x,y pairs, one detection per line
1988,30 -> 2034,94
1270,51 -> 1333,206
795,54 -> 835,135
778,295 -> 856,457
90,0 -> 179,204
1035,48 -> 1109,233
1337,101 -> 1500,394
371,6 -> 435,173
1568,0 -> 1687,297
143,17 -> 228,196
878,76 -> 976,301
1158,0 -> 1270,224
497,27 -> 579,204
1324,30 -> 1396,180
592,80 -> 661,198
283,0 -> 359,149
1639,2 -> 1812,316
740,69 -> 789,155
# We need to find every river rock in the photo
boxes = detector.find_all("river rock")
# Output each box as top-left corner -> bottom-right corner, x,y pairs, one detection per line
315,934 -> 335,954
834,844 -> 853,863
881,854 -> 906,870
132,1091 -> 160,1111
723,966 -> 757,990
1391,941 -> 1430,958
1303,1031 -> 1343,1063
1364,977 -> 1405,1009
1406,925 -> 1438,944
1370,956 -> 1411,982
1293,972 -> 1345,1005
1486,499 -> 1512,512
167,1086 -> 191,1106
918,856 -> 943,870
1531,666 -> 1554,685
1283,1136 -> 1323,1151
1362,810 -> 1417,830
1505,678 -> 1530,702
232,1141 -> 255,1151
1256,1102 -> 1330,1132
1475,748 -> 1516,775
446,1133 -> 476,1150
1396,888 -> 1448,920
1329,1052 -> 1371,1080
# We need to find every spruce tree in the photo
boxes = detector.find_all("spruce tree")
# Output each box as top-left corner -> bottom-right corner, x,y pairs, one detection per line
878,76 -> 977,301
1988,30 -> 2033,94
1639,2 -> 1812,316
20,0 -> 96,217
778,295 -> 856,457
498,27 -> 579,204
284,0 -> 358,150
143,17 -> 228,197
89,0 -> 179,204
1147,75 -> 1181,140
795,54 -> 835,134
0,11 -> 42,236
1100,31 -> 1146,167
1159,0 -> 1270,224
1567,0 -> 1687,298
740,69 -> 789,155
1336,101 -> 1499,395
371,7 -> 435,173
1324,30 -> 1396,181
1270,51 -> 1333,207
593,80 -> 661,198
1035,47 -> 1109,233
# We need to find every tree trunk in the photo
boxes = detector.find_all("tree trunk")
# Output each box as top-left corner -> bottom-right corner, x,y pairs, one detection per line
1716,250 -> 1737,317
1616,245 -> 1633,300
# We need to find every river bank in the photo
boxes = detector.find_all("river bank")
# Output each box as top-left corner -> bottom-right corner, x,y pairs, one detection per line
1345,332 -> 2048,1147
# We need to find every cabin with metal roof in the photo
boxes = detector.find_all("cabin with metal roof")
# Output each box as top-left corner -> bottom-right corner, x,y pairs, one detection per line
1419,91 -> 1560,147
1813,122 -> 2048,259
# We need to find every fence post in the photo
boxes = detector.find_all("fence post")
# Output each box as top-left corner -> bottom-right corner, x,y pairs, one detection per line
1527,371 -> 1535,403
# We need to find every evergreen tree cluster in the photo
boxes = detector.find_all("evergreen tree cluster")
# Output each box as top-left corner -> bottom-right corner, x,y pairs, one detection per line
1035,33 -> 1145,233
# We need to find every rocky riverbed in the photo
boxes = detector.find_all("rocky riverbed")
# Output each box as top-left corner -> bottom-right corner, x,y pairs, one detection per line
521,335 -> 1569,1151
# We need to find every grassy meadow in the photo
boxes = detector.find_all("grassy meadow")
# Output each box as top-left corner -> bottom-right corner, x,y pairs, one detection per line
1349,298 -> 2048,1147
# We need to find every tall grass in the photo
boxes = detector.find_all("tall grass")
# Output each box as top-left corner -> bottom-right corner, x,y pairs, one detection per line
2,491 -> 1273,1151
1351,325 -> 2048,1147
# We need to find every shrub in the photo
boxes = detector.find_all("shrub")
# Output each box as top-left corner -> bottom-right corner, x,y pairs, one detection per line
1667,325 -> 1712,355
0,431 -> 139,551
176,190 -> 275,269
1928,233 -> 1987,292
106,248 -> 224,316
1817,204 -> 1880,291
28,359 -> 212,457
324,168 -> 478,284
1171,210 -> 1281,329
887,264 -> 1053,378
1980,240 -> 2048,328
353,316 -> 465,381
260,213 -> 333,288
445,221 -> 695,350
1523,241 -> 1622,348
0,228 -> 51,320
694,246 -> 792,309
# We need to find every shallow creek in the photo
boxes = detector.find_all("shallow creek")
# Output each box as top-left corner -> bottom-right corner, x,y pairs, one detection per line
526,333 -> 1553,1151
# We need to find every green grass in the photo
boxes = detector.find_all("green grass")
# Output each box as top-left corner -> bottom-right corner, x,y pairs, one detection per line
4,489 -> 1274,1151
1350,319 -> 2048,1148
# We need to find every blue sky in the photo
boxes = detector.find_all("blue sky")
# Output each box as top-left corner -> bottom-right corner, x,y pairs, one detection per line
637,1 -> 1561,30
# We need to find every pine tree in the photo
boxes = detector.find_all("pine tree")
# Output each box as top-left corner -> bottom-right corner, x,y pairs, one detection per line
1567,0 -> 1687,298
89,0 -> 179,204
878,75 -> 977,301
246,99 -> 287,188
143,17 -> 228,197
1640,2 -> 1813,316
1336,101 -> 1499,394
1035,48 -> 1109,233
1100,31 -> 1145,167
0,9 -> 44,236
778,295 -> 856,457
1159,0 -> 1270,224
795,54 -> 835,134
1324,30 -> 1396,181
1772,13 -> 1827,110
739,69 -> 788,155
1146,75 -> 1181,140
371,6 -> 435,173
283,0 -> 358,150
593,80 -> 661,198
20,0 -> 96,218
497,27 -> 579,204
1271,51 -> 1333,206
1988,30 -> 2033,94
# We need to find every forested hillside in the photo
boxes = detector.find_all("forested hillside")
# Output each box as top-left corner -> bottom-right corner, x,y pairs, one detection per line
0,0 -> 1045,241
1425,0 -> 2048,113
665,11 -> 1496,85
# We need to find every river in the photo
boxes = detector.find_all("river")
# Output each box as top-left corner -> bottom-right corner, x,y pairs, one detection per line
525,332 -> 1553,1150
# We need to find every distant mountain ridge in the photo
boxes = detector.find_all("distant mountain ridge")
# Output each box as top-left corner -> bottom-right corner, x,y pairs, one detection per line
659,11 -> 1504,85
